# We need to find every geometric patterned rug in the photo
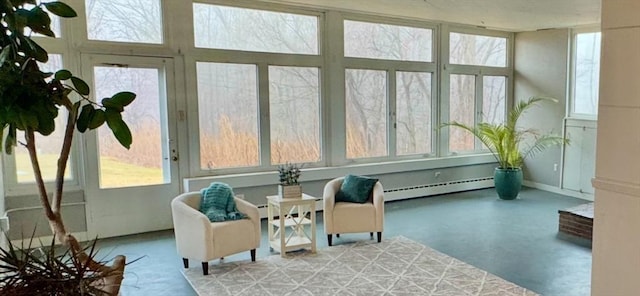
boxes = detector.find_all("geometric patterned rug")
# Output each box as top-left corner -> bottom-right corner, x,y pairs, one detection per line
182,236 -> 539,296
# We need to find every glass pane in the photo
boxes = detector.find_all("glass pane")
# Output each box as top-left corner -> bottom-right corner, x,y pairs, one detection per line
344,20 -> 432,62
396,72 -> 432,155
269,66 -> 320,164
197,62 -> 259,169
86,0 -> 163,44
450,32 -> 507,67
193,3 -> 318,54
15,55 -> 70,183
345,69 -> 387,158
449,74 -> 476,152
93,67 -> 166,188
482,76 -> 506,124
574,32 -> 601,115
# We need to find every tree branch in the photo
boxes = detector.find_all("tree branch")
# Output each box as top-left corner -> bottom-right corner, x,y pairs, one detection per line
53,102 -> 77,213
25,129 -> 55,221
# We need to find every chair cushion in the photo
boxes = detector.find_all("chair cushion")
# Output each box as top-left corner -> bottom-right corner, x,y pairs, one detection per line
335,174 -> 378,203
199,182 -> 246,222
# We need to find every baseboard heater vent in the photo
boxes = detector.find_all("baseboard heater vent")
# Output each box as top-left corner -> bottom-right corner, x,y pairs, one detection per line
384,177 -> 494,202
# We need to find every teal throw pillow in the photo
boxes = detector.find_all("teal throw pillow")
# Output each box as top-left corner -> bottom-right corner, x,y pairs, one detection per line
335,174 -> 378,203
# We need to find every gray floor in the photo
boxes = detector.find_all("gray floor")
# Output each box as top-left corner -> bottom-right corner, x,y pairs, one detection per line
97,187 -> 592,296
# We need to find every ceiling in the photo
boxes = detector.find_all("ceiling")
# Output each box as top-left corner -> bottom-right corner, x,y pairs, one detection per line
262,0 -> 601,31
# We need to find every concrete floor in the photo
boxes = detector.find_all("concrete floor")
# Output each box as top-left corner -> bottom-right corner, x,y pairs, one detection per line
98,187 -> 592,296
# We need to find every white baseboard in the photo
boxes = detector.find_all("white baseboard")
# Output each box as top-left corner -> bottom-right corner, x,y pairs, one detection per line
523,180 -> 594,201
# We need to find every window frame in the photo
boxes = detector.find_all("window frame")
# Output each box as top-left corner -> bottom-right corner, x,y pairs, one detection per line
185,2 -> 325,176
569,27 -> 601,120
341,14 -> 439,164
440,25 -> 513,156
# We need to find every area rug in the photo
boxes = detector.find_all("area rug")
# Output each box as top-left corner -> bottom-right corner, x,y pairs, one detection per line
182,236 -> 538,296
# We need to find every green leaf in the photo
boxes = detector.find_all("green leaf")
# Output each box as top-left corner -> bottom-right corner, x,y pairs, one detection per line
76,104 -> 94,132
70,76 -> 90,95
37,117 -> 55,136
29,6 -> 52,27
42,1 -> 77,18
22,37 -> 48,62
88,109 -> 105,129
105,110 -> 132,149
54,69 -> 72,80
0,46 -> 11,65
110,91 -> 136,108
19,112 -> 39,129
101,98 -> 123,112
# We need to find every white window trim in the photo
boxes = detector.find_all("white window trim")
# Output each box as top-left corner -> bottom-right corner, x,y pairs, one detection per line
568,26 -> 600,120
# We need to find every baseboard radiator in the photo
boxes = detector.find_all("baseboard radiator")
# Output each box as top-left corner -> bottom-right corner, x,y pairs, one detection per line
256,177 -> 494,218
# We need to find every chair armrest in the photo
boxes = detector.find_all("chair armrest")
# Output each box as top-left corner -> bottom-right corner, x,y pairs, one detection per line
235,197 -> 261,247
235,197 -> 259,223
171,195 -> 211,259
372,182 -> 385,231
323,177 -> 343,234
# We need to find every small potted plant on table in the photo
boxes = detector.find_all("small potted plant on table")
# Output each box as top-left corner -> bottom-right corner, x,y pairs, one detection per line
277,163 -> 302,199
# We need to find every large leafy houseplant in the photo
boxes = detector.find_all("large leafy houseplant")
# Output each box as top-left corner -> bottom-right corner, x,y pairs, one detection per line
0,1 -> 135,294
444,97 -> 568,199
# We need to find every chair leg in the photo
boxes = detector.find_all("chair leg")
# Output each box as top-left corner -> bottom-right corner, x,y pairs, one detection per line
370,232 -> 373,239
250,249 -> 256,261
328,234 -> 333,246
202,262 -> 209,275
336,233 -> 340,238
182,258 -> 189,268
377,232 -> 382,243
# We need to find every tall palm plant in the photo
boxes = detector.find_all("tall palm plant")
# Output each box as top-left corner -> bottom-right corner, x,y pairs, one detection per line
445,97 -> 569,169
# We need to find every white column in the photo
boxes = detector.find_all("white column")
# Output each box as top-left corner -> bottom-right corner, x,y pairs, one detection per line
591,1 -> 640,295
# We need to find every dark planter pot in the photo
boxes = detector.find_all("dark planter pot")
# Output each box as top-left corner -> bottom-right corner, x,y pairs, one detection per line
494,167 -> 523,200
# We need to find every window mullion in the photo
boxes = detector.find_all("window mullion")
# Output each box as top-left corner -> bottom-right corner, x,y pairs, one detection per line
475,74 -> 484,150
388,70 -> 397,157
258,63 -> 271,168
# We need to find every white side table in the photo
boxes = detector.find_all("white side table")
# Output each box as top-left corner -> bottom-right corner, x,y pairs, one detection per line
266,193 -> 317,257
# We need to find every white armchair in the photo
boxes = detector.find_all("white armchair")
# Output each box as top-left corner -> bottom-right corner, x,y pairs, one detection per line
323,177 -> 385,246
171,192 -> 261,275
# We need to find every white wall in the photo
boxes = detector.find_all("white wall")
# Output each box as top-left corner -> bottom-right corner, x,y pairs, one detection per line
514,29 -> 569,187
591,0 -> 640,294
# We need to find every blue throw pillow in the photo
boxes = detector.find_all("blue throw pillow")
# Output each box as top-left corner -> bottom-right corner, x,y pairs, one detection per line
335,174 -> 378,203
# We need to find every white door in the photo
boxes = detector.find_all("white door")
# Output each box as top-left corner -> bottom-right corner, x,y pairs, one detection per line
81,55 -> 180,238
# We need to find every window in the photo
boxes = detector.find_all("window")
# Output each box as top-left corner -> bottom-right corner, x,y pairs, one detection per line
193,3 -> 318,54
85,0 -> 163,44
269,66 -> 321,164
196,62 -> 259,170
450,32 -> 507,67
447,31 -> 510,154
344,20 -> 435,161
482,76 -> 506,124
572,31 -> 601,116
396,72 -> 432,155
93,66 -> 168,188
345,69 -> 388,159
344,20 -> 432,62
449,74 -> 476,152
